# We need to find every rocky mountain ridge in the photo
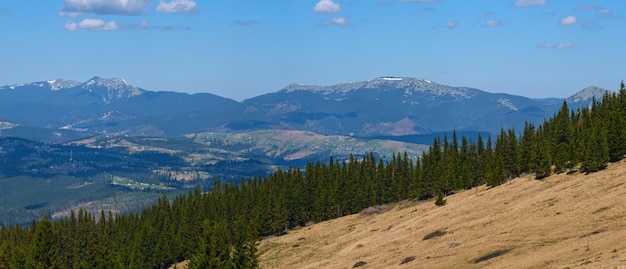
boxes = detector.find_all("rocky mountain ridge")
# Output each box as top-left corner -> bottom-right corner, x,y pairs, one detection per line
0,76 -> 612,139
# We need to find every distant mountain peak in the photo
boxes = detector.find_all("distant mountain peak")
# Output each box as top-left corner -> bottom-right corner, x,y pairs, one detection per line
282,77 -> 439,93
80,76 -> 144,103
83,76 -> 131,88
280,76 -> 477,101
0,79 -> 80,91
376,77 -> 434,84
47,79 -> 82,91
566,86 -> 609,104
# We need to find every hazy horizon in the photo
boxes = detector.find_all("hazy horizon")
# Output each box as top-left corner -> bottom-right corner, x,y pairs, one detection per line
1,0 -> 624,101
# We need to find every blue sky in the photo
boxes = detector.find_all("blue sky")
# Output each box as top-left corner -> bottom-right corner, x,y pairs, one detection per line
0,0 -> 624,101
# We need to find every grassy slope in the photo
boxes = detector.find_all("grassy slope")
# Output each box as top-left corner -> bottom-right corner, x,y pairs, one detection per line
258,160 -> 626,269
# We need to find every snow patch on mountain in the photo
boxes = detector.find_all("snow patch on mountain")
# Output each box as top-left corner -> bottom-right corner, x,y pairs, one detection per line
48,79 -> 81,91
498,98 -> 518,111
282,77 -> 477,101
0,79 -> 80,91
80,77 -> 144,103
381,77 -> 403,81
0,120 -> 17,130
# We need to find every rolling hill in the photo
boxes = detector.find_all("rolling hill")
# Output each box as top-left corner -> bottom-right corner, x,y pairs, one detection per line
258,159 -> 626,269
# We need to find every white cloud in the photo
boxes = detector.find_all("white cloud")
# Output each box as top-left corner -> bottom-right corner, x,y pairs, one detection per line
231,20 -> 260,26
557,42 -> 574,49
484,19 -> 500,27
514,0 -> 547,7
559,15 -> 577,25
156,0 -> 199,14
58,10 -> 81,18
64,18 -> 191,32
322,17 -> 349,27
64,22 -> 78,32
537,42 -> 574,49
580,5 -> 622,19
444,21 -> 458,28
313,0 -> 341,14
65,18 -> 119,31
61,0 -> 150,15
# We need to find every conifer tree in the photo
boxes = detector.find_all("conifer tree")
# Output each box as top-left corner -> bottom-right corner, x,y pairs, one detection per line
519,122 -> 536,174
552,101 -> 573,172
434,191 -> 446,206
474,133 -> 487,185
459,136 -> 476,188
232,216 -> 259,269
533,126 -> 552,179
26,215 -> 62,269
581,103 -> 610,172
0,242 -> 9,269
191,219 -> 234,269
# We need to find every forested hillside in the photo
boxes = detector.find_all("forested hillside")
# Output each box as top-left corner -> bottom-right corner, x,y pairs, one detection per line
0,82 -> 624,269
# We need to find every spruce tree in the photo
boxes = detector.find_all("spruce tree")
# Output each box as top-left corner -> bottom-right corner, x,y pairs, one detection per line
434,192 -> 446,206
26,215 -> 62,269
533,126 -> 552,179
0,242 -> 9,269
581,116 -> 609,172
519,122 -> 536,174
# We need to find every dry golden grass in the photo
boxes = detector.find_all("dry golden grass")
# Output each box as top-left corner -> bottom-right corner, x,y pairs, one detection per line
168,260 -> 189,269
258,159 -> 626,269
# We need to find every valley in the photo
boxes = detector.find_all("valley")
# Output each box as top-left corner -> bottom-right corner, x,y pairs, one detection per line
0,130 -> 426,225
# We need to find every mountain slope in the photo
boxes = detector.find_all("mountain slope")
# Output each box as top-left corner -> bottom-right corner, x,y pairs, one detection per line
239,77 -> 608,136
0,76 -> 611,137
566,86 -> 610,107
259,160 -> 626,268
0,77 -> 242,136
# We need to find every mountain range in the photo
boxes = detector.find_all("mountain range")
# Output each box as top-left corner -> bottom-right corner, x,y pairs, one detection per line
0,76 -> 610,140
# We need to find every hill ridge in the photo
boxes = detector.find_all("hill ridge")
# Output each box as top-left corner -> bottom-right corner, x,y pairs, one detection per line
0,76 -> 611,137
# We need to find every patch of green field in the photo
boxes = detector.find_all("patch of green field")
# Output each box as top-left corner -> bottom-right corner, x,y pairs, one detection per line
112,176 -> 174,191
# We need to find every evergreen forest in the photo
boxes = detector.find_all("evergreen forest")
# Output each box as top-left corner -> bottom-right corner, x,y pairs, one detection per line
1,82 -> 625,268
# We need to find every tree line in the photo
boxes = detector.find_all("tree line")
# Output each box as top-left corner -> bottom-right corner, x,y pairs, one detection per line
1,82 -> 624,268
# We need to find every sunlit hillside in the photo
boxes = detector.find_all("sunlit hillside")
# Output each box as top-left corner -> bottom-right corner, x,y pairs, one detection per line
259,160 -> 626,269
